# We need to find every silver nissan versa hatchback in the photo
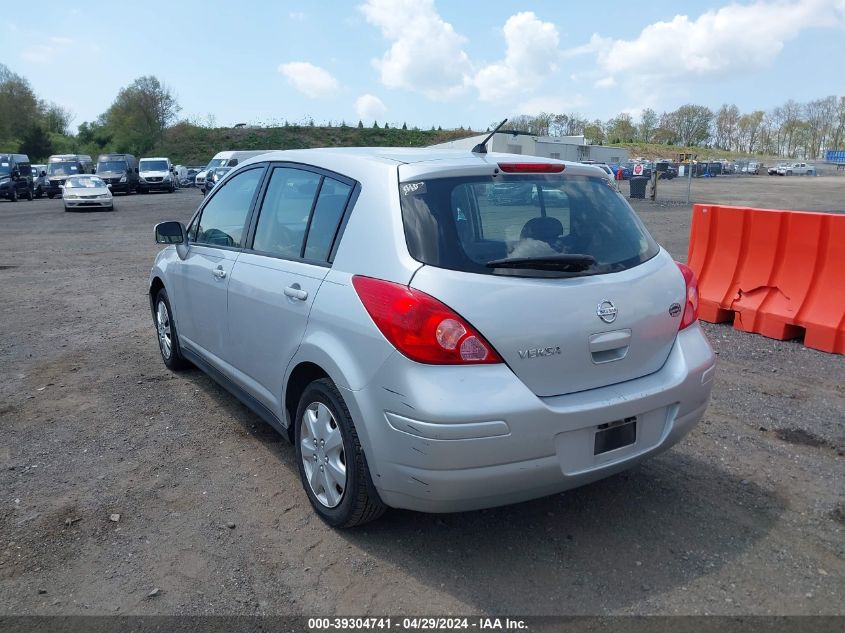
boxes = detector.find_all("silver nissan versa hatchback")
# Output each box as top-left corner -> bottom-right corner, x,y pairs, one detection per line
149,147 -> 716,527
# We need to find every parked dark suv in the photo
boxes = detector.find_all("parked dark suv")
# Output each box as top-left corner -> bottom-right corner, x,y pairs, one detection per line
96,153 -> 139,194
0,153 -> 33,202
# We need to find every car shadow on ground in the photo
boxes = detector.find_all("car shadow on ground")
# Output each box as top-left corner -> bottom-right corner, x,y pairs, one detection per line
188,369 -> 785,614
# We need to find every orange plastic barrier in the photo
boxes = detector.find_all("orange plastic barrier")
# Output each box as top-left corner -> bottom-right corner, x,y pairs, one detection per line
687,204 -> 845,354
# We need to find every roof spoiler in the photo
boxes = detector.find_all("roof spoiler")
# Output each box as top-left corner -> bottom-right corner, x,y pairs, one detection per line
471,119 -> 508,155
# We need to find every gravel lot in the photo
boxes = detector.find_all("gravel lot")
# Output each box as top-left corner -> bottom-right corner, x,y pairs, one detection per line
1,175 -> 843,616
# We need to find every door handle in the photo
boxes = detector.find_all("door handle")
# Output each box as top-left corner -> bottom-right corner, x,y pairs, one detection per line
284,285 -> 308,301
212,266 -> 226,279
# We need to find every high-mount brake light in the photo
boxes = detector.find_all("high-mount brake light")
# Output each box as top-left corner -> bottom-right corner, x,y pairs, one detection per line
351,276 -> 503,365
497,163 -> 566,173
675,262 -> 700,330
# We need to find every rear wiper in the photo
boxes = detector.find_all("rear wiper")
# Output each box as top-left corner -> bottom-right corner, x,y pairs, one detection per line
486,254 -> 597,271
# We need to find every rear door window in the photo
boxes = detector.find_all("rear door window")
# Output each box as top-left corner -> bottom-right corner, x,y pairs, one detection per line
251,167 -> 353,263
252,167 -> 321,259
401,175 -> 658,278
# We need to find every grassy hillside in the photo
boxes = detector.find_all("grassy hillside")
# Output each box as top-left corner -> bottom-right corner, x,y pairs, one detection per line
617,142 -> 779,163
155,123 -> 477,165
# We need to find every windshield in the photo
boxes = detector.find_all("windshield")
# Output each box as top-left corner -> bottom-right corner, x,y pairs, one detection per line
48,162 -> 79,177
400,175 -> 658,278
140,160 -> 168,172
97,161 -> 127,172
66,176 -> 106,189
205,158 -> 229,170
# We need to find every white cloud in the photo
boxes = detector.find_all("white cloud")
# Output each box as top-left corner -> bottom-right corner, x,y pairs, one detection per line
593,0 -> 845,82
474,12 -> 560,102
289,11 -> 305,21
359,0 -> 472,100
278,62 -> 339,98
594,76 -> 615,89
355,94 -> 387,121
515,94 -> 587,116
21,36 -> 75,64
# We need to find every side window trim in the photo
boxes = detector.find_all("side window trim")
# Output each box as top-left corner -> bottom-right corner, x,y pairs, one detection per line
299,176 -> 325,259
189,163 -> 268,251
326,183 -> 359,264
243,161 -> 359,266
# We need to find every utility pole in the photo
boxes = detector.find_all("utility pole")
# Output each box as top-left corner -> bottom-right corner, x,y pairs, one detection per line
686,154 -> 697,204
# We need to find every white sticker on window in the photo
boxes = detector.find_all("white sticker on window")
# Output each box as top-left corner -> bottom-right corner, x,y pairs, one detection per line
0,162 -> 8,167
401,181 -> 426,196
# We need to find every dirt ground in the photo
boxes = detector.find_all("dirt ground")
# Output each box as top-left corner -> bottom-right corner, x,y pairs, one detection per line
1,175 -> 843,616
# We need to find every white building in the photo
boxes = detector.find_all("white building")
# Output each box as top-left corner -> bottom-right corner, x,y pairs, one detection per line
430,132 -> 629,165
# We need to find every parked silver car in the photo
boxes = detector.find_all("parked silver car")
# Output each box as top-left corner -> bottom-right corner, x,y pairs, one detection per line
149,148 -> 715,527
62,175 -> 114,211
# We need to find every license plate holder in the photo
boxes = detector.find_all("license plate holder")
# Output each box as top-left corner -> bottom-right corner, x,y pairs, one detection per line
594,416 -> 637,455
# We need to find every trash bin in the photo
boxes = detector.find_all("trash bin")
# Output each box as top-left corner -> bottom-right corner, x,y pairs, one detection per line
629,176 -> 647,199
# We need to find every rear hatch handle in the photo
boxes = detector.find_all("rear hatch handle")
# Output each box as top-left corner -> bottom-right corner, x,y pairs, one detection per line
589,329 -> 631,364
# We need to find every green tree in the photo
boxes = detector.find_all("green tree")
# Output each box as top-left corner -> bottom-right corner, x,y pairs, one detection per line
102,76 -> 180,154
19,125 -> 53,161
0,64 -> 40,148
402,122 -> 408,130
605,113 -> 636,143
637,108 -> 658,143
583,120 -> 605,144
357,120 -> 364,128
40,101 -> 73,135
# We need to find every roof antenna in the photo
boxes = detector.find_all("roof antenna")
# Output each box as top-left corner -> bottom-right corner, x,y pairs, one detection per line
472,118 -> 508,154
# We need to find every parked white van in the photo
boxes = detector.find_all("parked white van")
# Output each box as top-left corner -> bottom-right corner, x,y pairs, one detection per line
194,150 -> 274,191
139,157 -> 176,193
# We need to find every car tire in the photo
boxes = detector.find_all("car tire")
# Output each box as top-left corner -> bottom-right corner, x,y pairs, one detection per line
9,187 -> 17,202
154,288 -> 190,371
295,378 -> 386,528
107,204 -> 114,212
47,192 -> 54,198
26,187 -> 33,201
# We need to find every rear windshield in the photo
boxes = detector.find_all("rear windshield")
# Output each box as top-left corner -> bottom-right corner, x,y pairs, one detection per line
400,175 -> 659,278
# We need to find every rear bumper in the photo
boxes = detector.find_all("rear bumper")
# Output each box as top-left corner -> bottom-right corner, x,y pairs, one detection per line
343,323 -> 716,513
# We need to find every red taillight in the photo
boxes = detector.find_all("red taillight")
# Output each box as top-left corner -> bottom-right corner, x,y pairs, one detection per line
351,276 -> 503,365
676,262 -> 700,330
497,162 -> 565,173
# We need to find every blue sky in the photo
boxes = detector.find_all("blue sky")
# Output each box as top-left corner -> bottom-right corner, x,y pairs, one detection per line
6,0 -> 845,132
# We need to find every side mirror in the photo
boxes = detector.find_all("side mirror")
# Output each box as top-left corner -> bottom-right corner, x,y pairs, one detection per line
155,221 -> 187,245
135,167 -> 139,174
41,170 -> 46,177
106,183 -> 112,189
